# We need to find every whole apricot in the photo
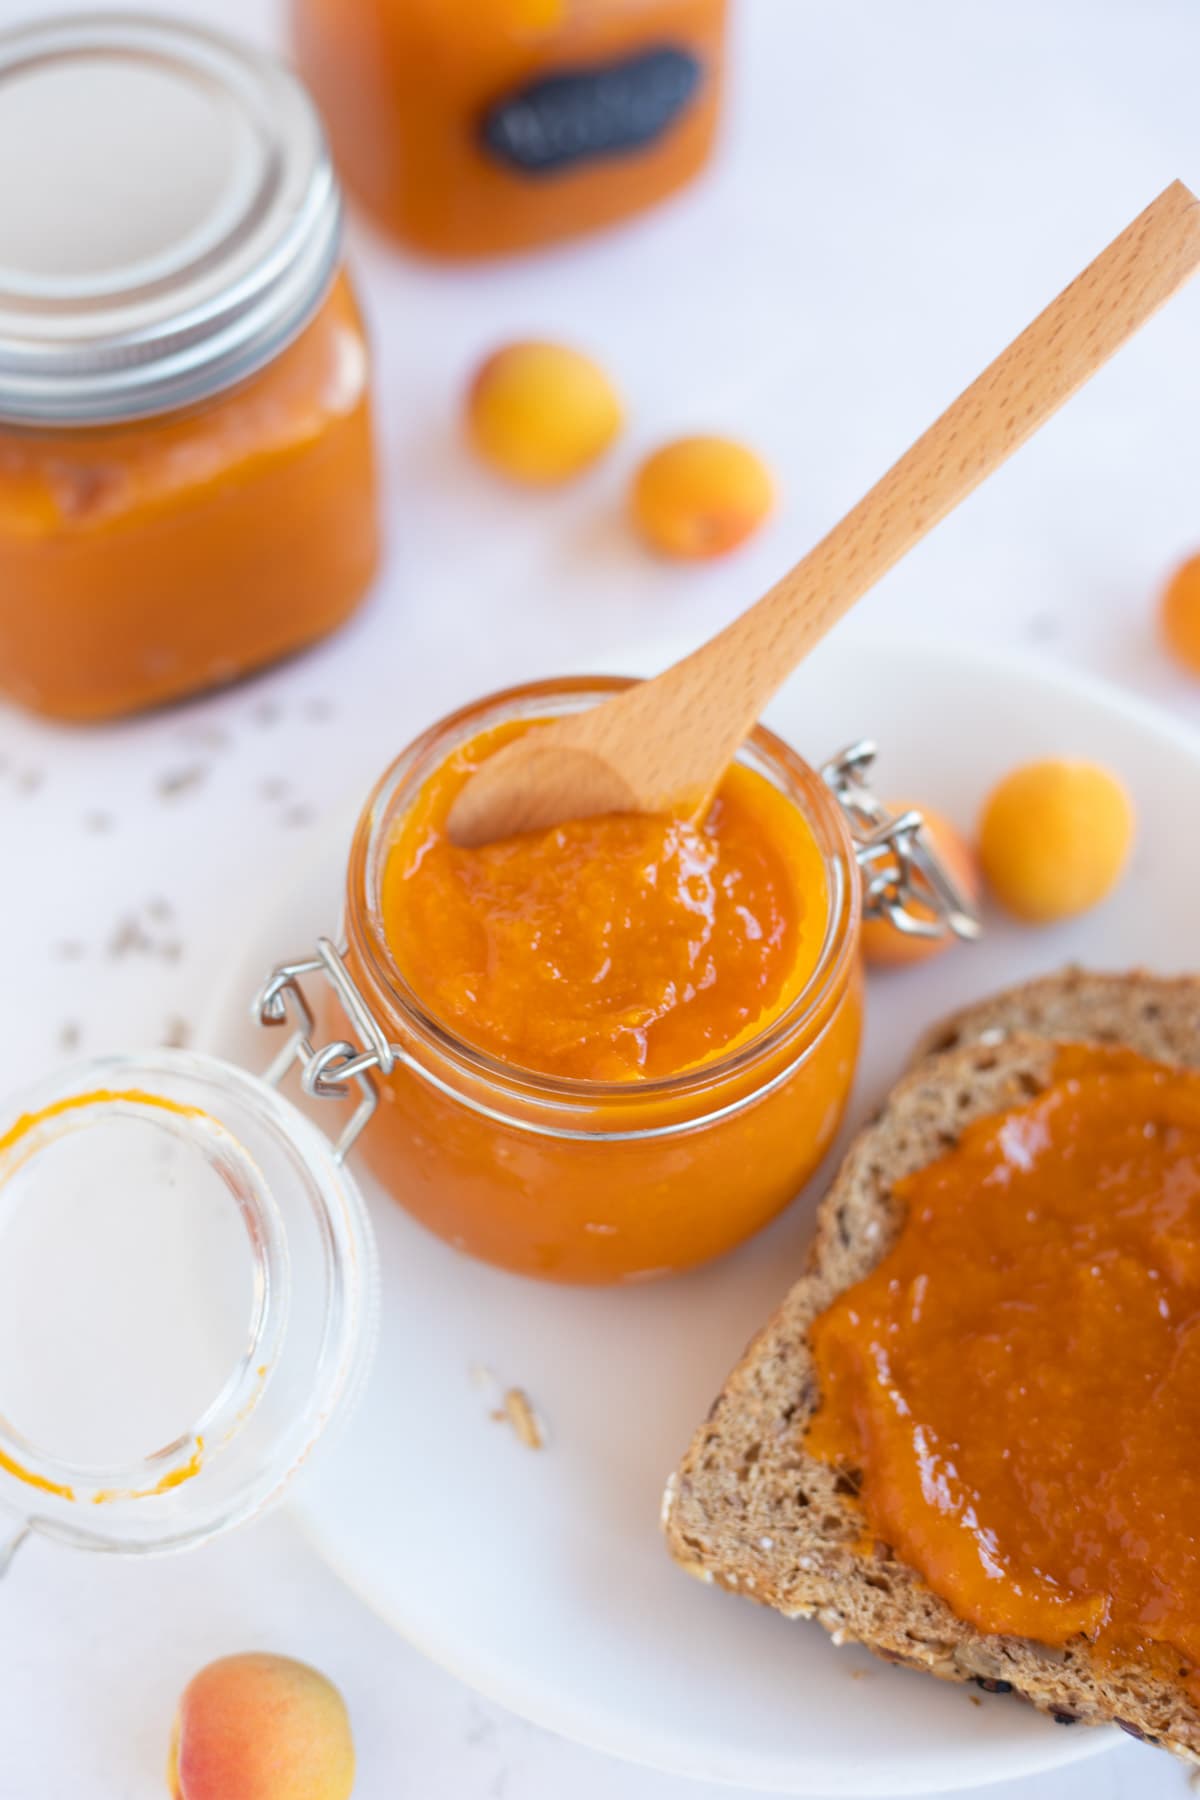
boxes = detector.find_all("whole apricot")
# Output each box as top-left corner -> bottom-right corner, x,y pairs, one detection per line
631,436 -> 774,558
861,804 -> 981,968
466,341 -> 622,484
979,759 -> 1134,924
167,1652 -> 354,1800
1160,551 -> 1200,675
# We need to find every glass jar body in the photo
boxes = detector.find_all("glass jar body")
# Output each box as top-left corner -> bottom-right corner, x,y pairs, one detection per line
0,272 -> 379,722
292,0 -> 728,258
334,678 -> 865,1286
348,966 -> 863,1283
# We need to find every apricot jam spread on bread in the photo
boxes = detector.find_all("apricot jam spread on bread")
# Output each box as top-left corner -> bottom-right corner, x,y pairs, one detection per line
809,1045 -> 1200,1691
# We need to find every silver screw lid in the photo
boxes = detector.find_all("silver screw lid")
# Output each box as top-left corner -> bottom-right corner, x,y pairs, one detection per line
0,12 -> 343,426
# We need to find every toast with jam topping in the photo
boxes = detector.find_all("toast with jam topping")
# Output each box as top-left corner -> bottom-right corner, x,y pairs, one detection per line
663,971 -> 1200,1763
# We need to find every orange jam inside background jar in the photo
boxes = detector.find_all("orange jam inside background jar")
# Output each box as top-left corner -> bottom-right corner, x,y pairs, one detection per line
808,1045 -> 1200,1691
335,677 -> 865,1285
293,0 -> 728,258
0,16 -> 380,722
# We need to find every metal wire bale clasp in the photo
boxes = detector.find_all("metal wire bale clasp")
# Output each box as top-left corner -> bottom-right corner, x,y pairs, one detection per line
821,741 -> 983,944
254,937 -> 395,1162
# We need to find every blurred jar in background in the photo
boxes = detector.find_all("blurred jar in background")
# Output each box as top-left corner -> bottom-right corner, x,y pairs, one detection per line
293,0 -> 729,258
0,15 -> 380,722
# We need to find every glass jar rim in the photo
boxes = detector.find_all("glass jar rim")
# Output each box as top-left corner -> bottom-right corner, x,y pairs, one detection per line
0,1049 -> 378,1556
345,674 -> 862,1114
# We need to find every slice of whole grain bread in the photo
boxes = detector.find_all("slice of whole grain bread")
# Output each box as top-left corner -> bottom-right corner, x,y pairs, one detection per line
664,974 -> 1200,1762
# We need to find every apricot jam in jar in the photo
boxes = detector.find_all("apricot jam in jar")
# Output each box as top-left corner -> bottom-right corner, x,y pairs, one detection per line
292,0 -> 728,258
253,678 -> 971,1288
0,16 -> 379,721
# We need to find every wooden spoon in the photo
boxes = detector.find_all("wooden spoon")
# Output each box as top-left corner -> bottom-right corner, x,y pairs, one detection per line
448,181 -> 1200,848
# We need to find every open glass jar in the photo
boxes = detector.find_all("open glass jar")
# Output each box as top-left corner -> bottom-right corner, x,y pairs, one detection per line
292,0 -> 729,258
0,15 -> 380,721
262,677 -> 979,1286
0,677 -> 974,1561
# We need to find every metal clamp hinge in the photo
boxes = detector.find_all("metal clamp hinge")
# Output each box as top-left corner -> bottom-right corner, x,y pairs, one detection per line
254,937 -> 395,1163
822,741 -> 982,944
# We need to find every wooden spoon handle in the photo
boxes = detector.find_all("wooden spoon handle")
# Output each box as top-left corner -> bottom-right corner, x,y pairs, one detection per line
647,180 -> 1200,807
448,183 -> 1200,846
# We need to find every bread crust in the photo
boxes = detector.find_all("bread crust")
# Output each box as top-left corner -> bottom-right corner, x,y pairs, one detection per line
920,966 -> 1200,1064
664,972 -> 1200,1761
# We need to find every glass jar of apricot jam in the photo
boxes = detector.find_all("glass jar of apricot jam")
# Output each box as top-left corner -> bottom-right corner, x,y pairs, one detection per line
256,678 -> 977,1287
0,15 -> 380,721
292,0 -> 728,258
0,681 -> 972,1571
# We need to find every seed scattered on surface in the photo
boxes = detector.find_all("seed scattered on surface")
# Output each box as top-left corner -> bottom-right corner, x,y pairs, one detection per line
108,915 -> 154,959
492,1387 -> 546,1450
158,765 -> 208,799
104,907 -> 184,962
179,724 -> 229,753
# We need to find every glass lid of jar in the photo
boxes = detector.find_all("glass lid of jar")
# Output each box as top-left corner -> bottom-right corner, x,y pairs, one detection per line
0,1049 -> 377,1557
0,13 -> 342,425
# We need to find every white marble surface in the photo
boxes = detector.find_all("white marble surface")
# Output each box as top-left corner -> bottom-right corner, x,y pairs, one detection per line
2,0 -> 1200,1795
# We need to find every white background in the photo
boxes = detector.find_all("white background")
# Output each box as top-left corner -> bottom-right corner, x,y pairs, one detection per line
2,1 -> 1200,1796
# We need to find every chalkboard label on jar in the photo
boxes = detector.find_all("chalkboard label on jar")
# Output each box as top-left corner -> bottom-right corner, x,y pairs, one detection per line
480,45 -> 702,176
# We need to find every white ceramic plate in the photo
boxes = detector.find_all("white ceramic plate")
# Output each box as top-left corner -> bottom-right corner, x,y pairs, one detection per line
203,637 -> 1200,1795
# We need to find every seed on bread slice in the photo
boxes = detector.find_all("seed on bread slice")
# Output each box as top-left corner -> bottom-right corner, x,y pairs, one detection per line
664,1018 -> 1200,1762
